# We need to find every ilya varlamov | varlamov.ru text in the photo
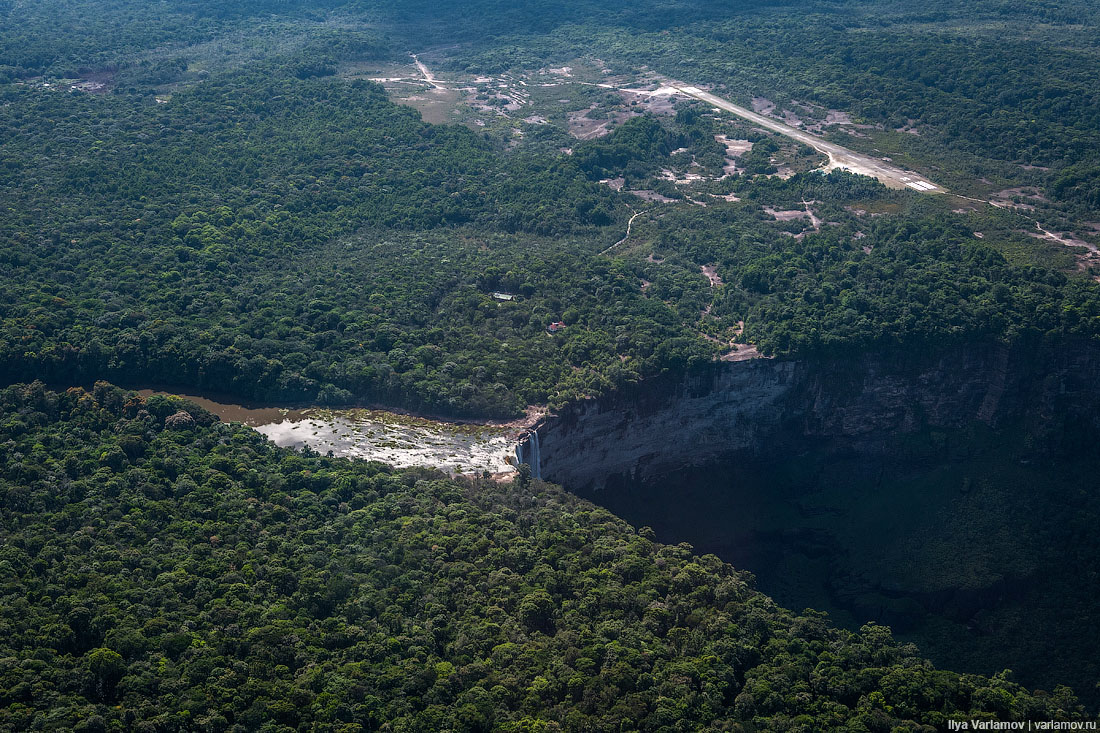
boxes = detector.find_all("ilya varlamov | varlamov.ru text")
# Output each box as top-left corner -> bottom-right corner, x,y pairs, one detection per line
947,722 -> 1097,731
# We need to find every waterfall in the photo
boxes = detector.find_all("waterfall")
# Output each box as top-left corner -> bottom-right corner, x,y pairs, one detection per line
531,430 -> 541,479
513,431 -> 541,479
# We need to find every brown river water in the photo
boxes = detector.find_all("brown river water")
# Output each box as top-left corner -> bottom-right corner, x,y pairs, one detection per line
138,390 -> 519,475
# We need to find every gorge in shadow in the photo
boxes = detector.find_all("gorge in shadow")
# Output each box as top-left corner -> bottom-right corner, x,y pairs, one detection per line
526,343 -> 1100,706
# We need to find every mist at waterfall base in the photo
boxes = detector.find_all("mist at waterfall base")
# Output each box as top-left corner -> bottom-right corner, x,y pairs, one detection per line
571,441 -> 1100,706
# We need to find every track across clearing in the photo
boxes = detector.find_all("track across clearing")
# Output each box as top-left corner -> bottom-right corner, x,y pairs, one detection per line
669,85 -> 944,193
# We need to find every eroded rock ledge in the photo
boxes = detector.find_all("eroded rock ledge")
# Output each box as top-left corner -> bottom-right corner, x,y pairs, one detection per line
527,341 -> 1100,490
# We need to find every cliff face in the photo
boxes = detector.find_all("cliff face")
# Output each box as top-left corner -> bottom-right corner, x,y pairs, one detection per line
529,341 -> 1100,490
521,339 -> 1100,704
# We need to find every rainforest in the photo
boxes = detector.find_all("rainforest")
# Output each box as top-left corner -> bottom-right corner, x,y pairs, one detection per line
1,0 -> 1099,729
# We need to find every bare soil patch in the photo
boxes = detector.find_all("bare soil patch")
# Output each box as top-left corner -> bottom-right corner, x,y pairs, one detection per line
401,87 -> 462,124
69,69 -> 114,93
715,134 -> 753,156
752,97 -> 776,115
701,264 -> 723,287
721,344 -> 767,362
568,107 -> 610,139
782,110 -> 804,127
630,190 -> 676,203
661,168 -> 707,185
620,89 -> 676,116
991,187 -> 1049,210
1026,227 -> 1096,253
765,206 -> 810,222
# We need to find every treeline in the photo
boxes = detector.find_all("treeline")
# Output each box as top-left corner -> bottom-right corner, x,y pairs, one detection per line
0,382 -> 1088,730
0,0 -> 357,79
0,224 -> 714,416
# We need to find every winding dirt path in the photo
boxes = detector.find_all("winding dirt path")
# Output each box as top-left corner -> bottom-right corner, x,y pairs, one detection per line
601,208 -> 650,255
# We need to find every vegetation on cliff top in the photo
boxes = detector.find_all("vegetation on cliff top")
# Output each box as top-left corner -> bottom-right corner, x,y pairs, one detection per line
1,0 -> 1099,416
3,61 -> 1099,416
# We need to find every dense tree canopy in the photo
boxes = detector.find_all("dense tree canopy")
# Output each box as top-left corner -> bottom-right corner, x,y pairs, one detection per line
0,383 -> 1088,730
1,0 -> 1098,416
1,0 -> 1100,726
3,66 -> 1099,416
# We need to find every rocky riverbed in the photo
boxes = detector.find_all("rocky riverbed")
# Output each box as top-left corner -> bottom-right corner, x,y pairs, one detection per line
138,391 -> 519,475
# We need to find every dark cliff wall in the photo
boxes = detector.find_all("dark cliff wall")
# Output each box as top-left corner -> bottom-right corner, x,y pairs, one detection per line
531,340 -> 1100,490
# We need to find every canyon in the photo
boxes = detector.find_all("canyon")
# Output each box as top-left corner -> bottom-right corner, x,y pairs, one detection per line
519,340 -> 1100,700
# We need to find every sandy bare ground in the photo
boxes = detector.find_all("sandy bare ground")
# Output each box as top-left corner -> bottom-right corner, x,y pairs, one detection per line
569,110 -> 611,139
661,168 -> 707,185
764,200 -> 821,238
989,187 -> 1048,211
951,192 -> 1100,276
721,344 -> 767,362
765,206 -> 810,222
701,264 -> 723,287
715,135 -> 753,156
752,97 -> 775,115
630,190 -> 675,203
568,104 -> 641,140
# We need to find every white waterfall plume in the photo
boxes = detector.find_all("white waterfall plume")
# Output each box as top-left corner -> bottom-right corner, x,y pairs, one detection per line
514,431 -> 541,479
531,430 -> 541,479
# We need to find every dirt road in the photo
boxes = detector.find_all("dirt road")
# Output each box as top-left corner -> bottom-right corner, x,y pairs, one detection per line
671,85 -> 944,193
411,54 -> 442,88
601,208 -> 650,255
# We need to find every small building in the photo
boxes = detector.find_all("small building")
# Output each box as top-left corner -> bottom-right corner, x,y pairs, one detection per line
491,292 -> 516,301
547,321 -> 566,333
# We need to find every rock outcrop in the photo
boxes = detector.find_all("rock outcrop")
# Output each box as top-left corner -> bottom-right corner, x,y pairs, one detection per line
526,341 -> 1100,490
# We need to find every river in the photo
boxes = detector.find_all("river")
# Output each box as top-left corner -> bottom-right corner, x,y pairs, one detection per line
138,390 -> 520,476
